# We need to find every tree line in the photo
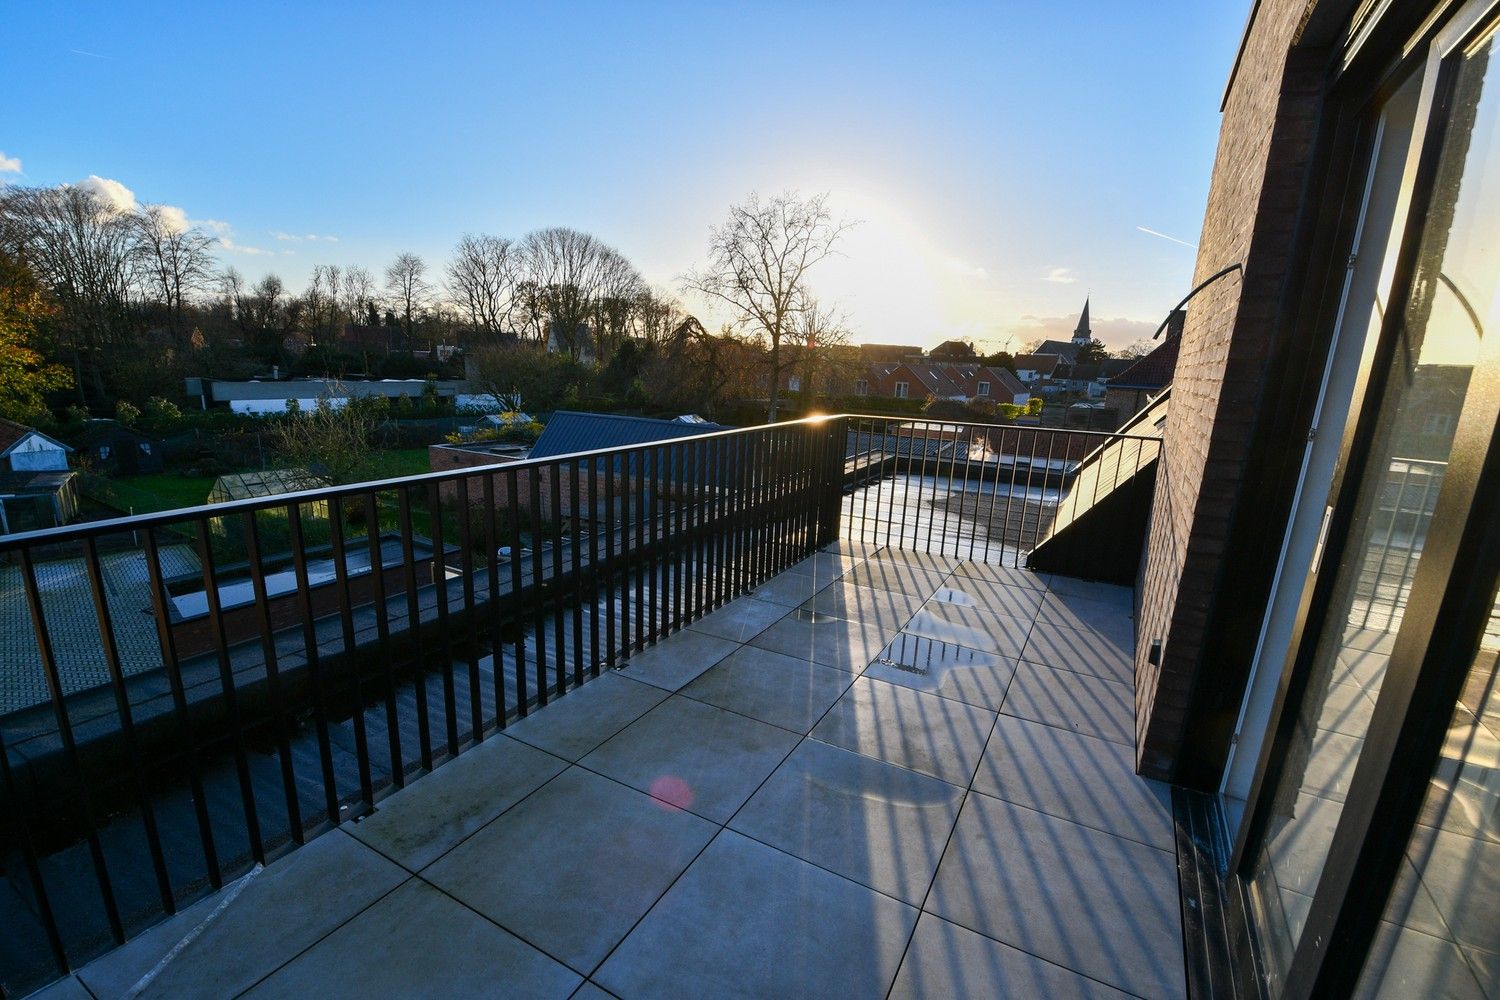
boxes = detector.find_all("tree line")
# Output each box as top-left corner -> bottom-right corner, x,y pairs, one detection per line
1,183 -> 853,424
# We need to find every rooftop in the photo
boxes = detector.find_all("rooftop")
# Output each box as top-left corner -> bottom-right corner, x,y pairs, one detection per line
42,544 -> 1184,999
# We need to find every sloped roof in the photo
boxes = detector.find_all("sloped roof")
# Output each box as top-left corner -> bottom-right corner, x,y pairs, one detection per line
1109,335 -> 1181,390
0,418 -> 72,456
529,411 -> 730,459
1013,354 -> 1060,374
1033,340 -> 1081,362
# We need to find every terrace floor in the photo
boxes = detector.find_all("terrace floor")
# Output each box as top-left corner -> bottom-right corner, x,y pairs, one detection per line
34,543 -> 1184,1000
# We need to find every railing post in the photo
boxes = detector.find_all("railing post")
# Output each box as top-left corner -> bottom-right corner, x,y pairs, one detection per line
815,417 -> 847,547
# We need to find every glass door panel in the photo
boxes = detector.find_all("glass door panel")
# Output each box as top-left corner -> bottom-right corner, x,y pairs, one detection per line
1249,24 -> 1500,990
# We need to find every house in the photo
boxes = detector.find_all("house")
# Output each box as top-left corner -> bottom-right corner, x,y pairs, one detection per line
856,362 -> 1027,406
1103,312 -> 1184,421
857,343 -> 926,363
1012,353 -> 1060,385
926,339 -> 978,360
186,376 -> 496,415
75,420 -> 166,476
0,418 -> 71,472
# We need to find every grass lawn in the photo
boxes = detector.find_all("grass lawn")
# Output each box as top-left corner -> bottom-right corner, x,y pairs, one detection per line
367,447 -> 433,480
88,472 -> 217,515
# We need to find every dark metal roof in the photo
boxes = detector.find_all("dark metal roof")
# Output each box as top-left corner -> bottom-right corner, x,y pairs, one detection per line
529,411 -> 730,460
1108,335 -> 1181,391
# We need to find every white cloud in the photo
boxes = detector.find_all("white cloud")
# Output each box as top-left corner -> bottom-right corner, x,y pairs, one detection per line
75,175 -> 138,213
0,152 -> 20,174
156,204 -> 191,234
281,249 -> 296,256
944,257 -> 988,280
1043,266 -> 1077,284
271,231 -> 340,243
219,236 -> 277,257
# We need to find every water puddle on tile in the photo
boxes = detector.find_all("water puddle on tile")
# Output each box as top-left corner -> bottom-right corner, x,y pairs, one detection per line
792,608 -> 843,624
930,587 -> 978,607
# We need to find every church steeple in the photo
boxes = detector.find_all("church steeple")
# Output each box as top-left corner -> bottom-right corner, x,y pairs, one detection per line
1072,298 -> 1092,344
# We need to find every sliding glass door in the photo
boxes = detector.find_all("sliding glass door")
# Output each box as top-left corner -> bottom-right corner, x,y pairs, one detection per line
1242,6 -> 1500,996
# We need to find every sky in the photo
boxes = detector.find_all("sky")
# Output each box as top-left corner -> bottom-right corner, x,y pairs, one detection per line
2,2 -> 1247,352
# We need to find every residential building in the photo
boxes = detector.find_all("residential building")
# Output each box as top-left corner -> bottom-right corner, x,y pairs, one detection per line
1105,322 -> 1182,422
858,361 -> 1027,406
185,376 -> 500,414
0,418 -> 70,473
74,420 -> 165,476
1011,353 -> 1060,385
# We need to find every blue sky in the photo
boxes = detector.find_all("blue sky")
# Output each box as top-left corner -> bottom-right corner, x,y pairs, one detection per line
3,2 -> 1246,350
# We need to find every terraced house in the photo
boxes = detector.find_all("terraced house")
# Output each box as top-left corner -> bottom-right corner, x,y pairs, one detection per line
1,0 -> 1496,997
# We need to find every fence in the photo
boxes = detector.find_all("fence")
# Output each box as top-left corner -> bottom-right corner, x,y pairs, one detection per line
0,411 -> 1158,994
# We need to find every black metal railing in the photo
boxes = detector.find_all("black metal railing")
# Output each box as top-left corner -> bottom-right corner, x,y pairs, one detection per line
0,411 -> 1159,995
838,414 -> 1162,567
0,416 -> 844,994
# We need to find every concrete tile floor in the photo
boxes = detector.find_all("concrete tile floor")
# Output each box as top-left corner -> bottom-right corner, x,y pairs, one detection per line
56,545 -> 1185,999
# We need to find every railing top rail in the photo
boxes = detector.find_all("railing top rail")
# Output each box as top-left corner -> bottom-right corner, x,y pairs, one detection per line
0,414 -> 839,550
0,412 -> 1157,550
840,413 -> 1164,442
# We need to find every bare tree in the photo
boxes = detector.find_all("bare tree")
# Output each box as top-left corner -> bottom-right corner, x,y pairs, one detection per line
340,266 -> 376,324
269,388 -> 376,486
130,204 -> 218,348
589,246 -> 645,363
632,288 -> 690,347
384,252 -> 431,350
447,234 -> 518,339
1,184 -> 139,401
304,264 -> 343,345
520,227 -> 636,360
793,296 -> 855,400
683,191 -> 851,420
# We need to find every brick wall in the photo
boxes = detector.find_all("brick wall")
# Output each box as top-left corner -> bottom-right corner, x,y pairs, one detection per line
1135,0 -> 1334,780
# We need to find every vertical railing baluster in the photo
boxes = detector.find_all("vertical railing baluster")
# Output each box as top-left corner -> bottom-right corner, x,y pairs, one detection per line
396,488 -> 433,772
528,465 -> 549,704
482,475 -> 503,727
326,497 -> 374,812
604,455 -> 618,669
423,483 -> 460,757
0,718 -> 68,974
364,493 -> 404,787
569,458 -> 584,688
286,503 -> 341,827
242,511 -> 307,843
587,456 -> 601,676
454,477 -> 483,743
506,471 -> 528,715
20,548 -> 127,944
193,519 -> 266,863
549,462 -> 565,696
82,535 -> 175,916
142,527 -> 222,885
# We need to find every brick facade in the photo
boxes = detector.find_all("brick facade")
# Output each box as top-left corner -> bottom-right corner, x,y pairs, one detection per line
1135,0 -> 1338,781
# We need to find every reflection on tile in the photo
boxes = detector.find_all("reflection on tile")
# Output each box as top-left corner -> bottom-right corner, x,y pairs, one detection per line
863,632 -> 1018,710
905,602 -> 1029,658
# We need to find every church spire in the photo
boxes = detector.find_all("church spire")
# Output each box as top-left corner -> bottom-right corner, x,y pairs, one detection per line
1072,297 -> 1092,344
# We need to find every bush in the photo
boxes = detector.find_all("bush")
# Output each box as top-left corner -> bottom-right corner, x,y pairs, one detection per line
1025,397 -> 1044,416
115,399 -> 141,426
144,396 -> 182,422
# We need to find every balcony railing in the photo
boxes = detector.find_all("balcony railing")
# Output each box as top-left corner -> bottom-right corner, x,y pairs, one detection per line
0,412 -> 1160,995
